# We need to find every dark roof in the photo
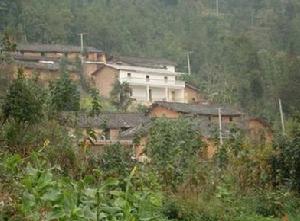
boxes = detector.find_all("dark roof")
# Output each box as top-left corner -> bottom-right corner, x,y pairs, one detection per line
185,83 -> 201,92
110,56 -> 176,68
120,117 -> 246,140
120,121 -> 153,139
17,44 -> 102,53
150,101 -> 243,116
60,112 -> 149,129
16,61 -> 78,72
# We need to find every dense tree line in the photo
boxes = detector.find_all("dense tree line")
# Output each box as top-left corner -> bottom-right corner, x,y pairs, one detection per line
1,0 -> 300,119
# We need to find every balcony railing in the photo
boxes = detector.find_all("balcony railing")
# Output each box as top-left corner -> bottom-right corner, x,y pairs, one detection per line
120,77 -> 185,87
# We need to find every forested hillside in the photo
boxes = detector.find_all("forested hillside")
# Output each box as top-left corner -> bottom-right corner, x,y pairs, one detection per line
1,1 -> 300,220
1,0 -> 300,120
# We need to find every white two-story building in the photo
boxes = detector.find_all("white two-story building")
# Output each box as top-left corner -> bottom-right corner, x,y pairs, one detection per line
92,56 -> 187,104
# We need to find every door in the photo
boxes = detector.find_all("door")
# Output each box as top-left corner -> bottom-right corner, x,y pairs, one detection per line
171,91 -> 175,101
149,89 -> 152,102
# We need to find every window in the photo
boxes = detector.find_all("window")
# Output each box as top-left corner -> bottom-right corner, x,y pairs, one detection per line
164,76 -> 168,82
127,73 -> 131,78
41,52 -> 46,57
146,75 -> 150,82
192,98 -> 196,103
229,117 -> 233,122
208,116 -> 212,121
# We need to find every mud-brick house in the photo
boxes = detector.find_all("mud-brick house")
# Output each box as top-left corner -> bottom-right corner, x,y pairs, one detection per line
118,101 -> 243,159
91,56 -> 189,104
121,102 -> 272,160
60,111 -> 149,151
185,83 -> 205,104
247,118 -> 273,144
15,61 -> 80,83
148,101 -> 243,123
13,44 -> 106,82
147,101 -> 272,143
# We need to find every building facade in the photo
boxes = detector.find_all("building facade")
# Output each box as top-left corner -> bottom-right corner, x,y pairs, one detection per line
14,44 -> 106,81
93,56 -> 187,104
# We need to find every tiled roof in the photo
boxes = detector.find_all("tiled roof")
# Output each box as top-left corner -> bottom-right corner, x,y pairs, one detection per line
151,101 -> 243,116
120,117 -> 245,140
185,83 -> 201,92
59,112 -> 150,129
111,56 -> 176,68
17,44 -> 102,53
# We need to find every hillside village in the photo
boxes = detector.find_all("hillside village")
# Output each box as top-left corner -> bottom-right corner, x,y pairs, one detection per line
1,1 -> 300,220
6,43 -> 273,161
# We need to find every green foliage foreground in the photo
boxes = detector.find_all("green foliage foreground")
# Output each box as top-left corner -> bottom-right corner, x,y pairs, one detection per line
1,118 -> 300,220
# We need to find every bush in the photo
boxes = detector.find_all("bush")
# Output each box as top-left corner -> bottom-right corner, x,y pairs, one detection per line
98,143 -> 134,178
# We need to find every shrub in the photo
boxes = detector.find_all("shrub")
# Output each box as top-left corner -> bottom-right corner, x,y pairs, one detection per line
147,118 -> 203,189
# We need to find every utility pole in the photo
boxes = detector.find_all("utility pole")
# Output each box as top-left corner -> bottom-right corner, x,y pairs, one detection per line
78,33 -> 87,64
216,0 -> 219,17
279,99 -> 286,136
80,33 -> 84,53
218,108 -> 223,145
187,51 -> 192,75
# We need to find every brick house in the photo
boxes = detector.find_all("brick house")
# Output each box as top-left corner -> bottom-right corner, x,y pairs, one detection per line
13,43 -> 106,83
60,111 -> 149,144
185,83 -> 205,104
91,56 -> 188,104
120,102 -> 272,160
148,101 -> 243,123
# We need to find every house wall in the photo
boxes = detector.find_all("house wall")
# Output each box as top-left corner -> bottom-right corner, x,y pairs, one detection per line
247,119 -> 273,144
151,87 -> 166,101
92,66 -> 119,98
132,86 -> 147,101
84,63 -> 99,77
185,87 -> 203,103
210,115 -> 240,124
22,52 -> 42,58
110,129 -> 120,141
22,67 -> 79,84
149,106 -> 180,118
166,65 -> 175,73
67,53 -> 80,60
119,70 -> 177,82
19,51 -> 105,63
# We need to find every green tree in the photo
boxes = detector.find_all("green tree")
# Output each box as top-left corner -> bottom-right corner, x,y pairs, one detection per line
2,69 -> 45,125
146,118 -> 202,189
89,88 -> 102,116
49,72 -> 80,112
110,80 -> 132,112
